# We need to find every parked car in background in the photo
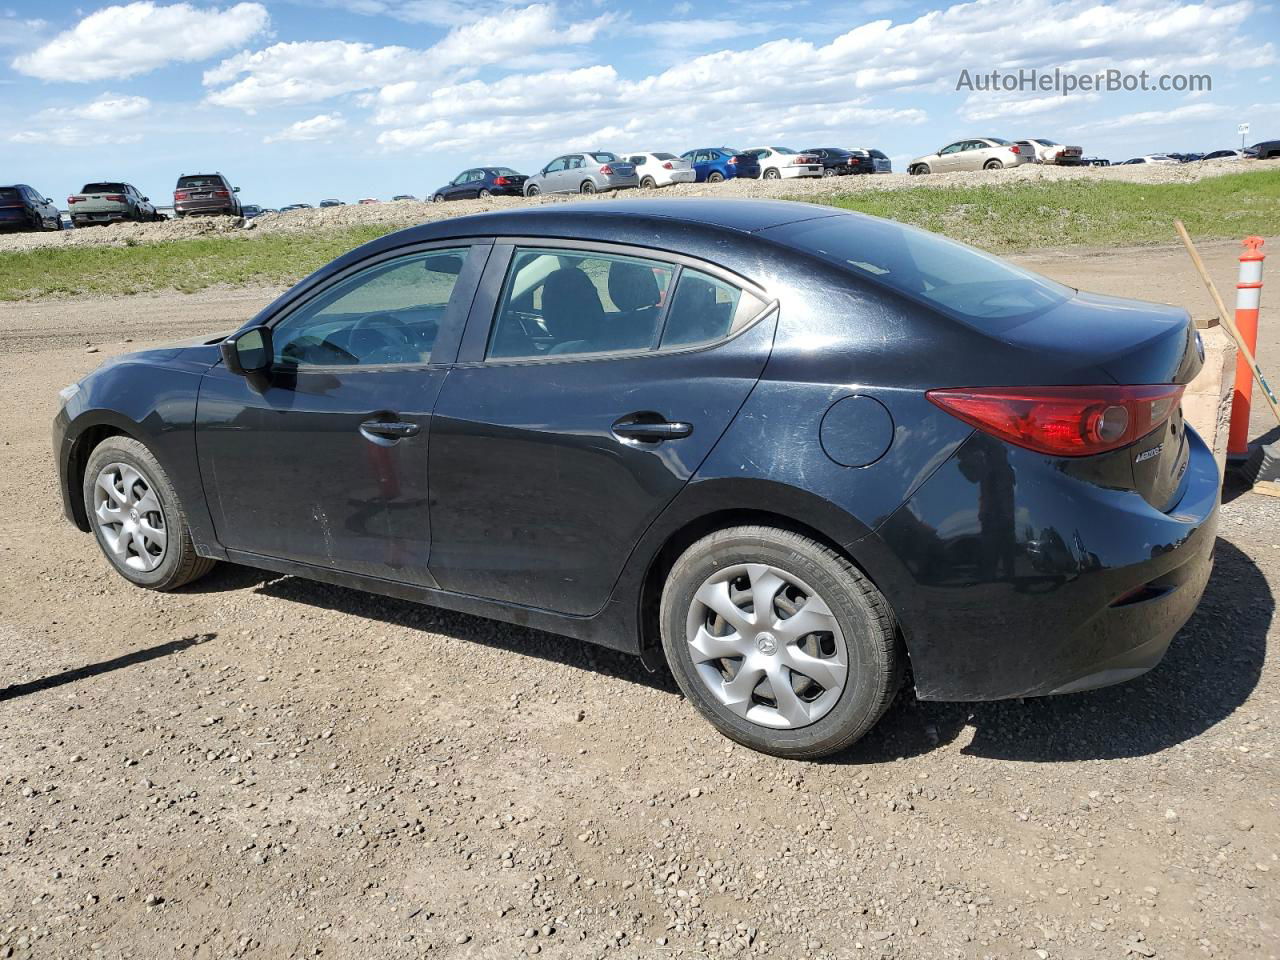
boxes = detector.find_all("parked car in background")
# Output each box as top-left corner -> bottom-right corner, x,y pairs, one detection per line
524,153 -> 638,196
173,172 -> 241,218
280,203 -> 313,212
622,152 -> 697,188
742,147 -> 821,180
241,205 -> 264,219
0,184 -> 62,231
319,199 -> 344,207
1245,140 -> 1280,159
1120,155 -> 1178,165
799,147 -> 858,177
848,148 -> 892,173
432,167 -> 529,202
680,148 -> 761,183
58,198 -> 1218,760
1202,149 -> 1246,161
1016,139 -> 1083,165
67,182 -> 159,227
392,194 -> 418,201
358,198 -> 380,205
909,138 -> 1031,174
1081,157 -> 1111,166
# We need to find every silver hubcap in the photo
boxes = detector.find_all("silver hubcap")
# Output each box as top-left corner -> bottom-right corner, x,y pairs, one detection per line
685,564 -> 848,729
93,462 -> 167,572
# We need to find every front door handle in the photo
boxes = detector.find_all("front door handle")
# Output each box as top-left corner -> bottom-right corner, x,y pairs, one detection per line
612,415 -> 693,443
360,420 -> 420,441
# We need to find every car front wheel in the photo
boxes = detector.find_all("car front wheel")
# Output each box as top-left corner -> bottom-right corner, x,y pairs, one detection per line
83,436 -> 216,591
660,526 -> 902,759
525,185 -> 540,197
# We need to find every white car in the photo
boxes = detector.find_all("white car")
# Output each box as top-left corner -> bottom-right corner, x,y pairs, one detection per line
742,147 -> 823,180
1014,138 -> 1084,165
1121,155 -> 1179,165
621,152 -> 696,188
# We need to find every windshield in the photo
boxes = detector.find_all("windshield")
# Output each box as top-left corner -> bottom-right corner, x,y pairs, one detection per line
766,214 -> 1072,325
869,149 -> 888,159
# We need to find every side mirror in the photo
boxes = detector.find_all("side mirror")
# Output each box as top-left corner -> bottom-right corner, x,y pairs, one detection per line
219,326 -> 272,377
45,197 -> 53,204
142,196 -> 149,202
233,186 -> 241,193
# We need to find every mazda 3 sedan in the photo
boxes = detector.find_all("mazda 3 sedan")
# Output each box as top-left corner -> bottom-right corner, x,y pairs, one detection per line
54,199 -> 1217,759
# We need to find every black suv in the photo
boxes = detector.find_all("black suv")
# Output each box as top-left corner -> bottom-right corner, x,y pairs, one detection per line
0,184 -> 62,231
173,172 -> 242,218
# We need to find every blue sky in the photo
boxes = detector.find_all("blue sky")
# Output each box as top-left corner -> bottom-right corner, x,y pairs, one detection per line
2,0 -> 1276,207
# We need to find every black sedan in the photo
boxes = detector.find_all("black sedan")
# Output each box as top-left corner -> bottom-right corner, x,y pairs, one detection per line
800,148 -> 860,176
53,199 -> 1218,759
0,183 -> 63,231
431,167 -> 528,202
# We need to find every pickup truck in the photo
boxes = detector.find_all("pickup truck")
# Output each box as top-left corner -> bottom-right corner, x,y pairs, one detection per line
67,182 -> 159,227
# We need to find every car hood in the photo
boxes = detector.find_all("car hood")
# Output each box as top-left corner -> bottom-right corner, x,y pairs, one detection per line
89,331 -> 228,373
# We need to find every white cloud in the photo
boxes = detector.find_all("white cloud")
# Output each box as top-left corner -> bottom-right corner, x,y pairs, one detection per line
264,112 -> 346,142
204,3 -> 610,110
961,92 -> 1100,123
12,2 -> 269,83
10,125 -> 143,147
74,93 -> 153,120
0,14 -> 45,47
8,92 -> 153,145
1076,101 -> 1228,132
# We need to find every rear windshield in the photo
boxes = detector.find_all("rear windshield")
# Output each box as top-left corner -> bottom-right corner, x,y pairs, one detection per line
651,152 -> 677,160
589,152 -> 618,162
177,175 -> 222,188
768,214 -> 1072,324
490,167 -> 521,176
868,149 -> 888,159
82,183 -> 127,193
771,147 -> 797,154
0,188 -> 20,201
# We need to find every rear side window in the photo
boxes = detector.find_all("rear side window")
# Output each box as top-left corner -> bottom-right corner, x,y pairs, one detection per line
487,249 -> 768,361
766,215 -> 1071,325
271,248 -> 470,367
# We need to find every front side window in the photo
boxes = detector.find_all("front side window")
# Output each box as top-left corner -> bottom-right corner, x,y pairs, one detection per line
939,143 -> 962,155
545,157 -> 567,174
271,248 -> 470,367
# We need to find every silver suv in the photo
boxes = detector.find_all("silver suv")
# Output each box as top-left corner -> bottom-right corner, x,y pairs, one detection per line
524,152 -> 639,196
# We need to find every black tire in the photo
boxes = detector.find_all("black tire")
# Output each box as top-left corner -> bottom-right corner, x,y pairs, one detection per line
911,163 -> 930,175
660,525 -> 902,759
640,176 -> 657,189
763,168 -> 781,180
525,185 -> 540,197
707,172 -> 725,183
821,167 -> 837,178
82,436 -> 216,591
984,159 -> 1003,170
478,188 -> 491,198
580,180 -> 597,194
432,194 -> 444,203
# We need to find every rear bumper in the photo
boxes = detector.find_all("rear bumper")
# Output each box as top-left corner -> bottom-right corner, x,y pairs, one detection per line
872,427 -> 1220,701
600,176 -> 640,191
174,201 -> 236,216
780,165 -> 822,178
73,211 -> 129,224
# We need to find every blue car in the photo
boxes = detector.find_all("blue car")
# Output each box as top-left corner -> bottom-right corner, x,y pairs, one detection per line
680,148 -> 761,183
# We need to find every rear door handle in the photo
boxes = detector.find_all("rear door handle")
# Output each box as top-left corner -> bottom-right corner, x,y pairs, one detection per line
612,416 -> 693,442
360,420 -> 420,440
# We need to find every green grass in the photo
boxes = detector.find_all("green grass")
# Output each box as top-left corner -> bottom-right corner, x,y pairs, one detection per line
805,169 -> 1280,252
0,225 -> 395,302
0,170 -> 1276,302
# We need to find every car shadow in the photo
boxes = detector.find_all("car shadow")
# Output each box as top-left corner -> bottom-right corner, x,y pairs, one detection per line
829,536 -> 1269,765
198,534 -> 1266,766
0,633 -> 215,704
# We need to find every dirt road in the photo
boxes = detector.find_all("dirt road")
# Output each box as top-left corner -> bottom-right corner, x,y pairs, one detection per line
0,242 -> 1276,960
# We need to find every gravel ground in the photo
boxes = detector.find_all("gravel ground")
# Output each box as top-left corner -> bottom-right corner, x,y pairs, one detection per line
1,158 -> 1273,254
0,243 -> 1277,960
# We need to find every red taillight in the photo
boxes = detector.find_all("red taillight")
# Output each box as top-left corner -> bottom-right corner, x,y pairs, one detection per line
926,385 -> 1184,457
493,176 -> 509,185
68,196 -> 82,204
727,156 -> 738,165
214,190 -> 229,198
599,164 -> 613,175
1010,145 -> 1022,155
105,194 -> 125,202
662,161 -> 673,169
174,190 -> 189,201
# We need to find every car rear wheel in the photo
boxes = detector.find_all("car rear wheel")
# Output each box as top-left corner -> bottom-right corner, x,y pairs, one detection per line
580,180 -> 597,194
640,176 -> 657,189
821,167 -> 837,178
763,168 -> 781,180
83,436 -> 216,591
707,172 -> 725,183
984,159 -> 1004,170
660,525 -> 902,759
478,188 -> 492,198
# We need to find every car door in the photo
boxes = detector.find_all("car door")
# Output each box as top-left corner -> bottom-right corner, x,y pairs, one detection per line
934,142 -> 963,171
196,242 -> 491,586
464,169 -> 485,199
426,241 -> 777,616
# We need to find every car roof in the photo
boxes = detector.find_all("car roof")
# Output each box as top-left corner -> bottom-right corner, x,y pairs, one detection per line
387,198 -> 847,244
